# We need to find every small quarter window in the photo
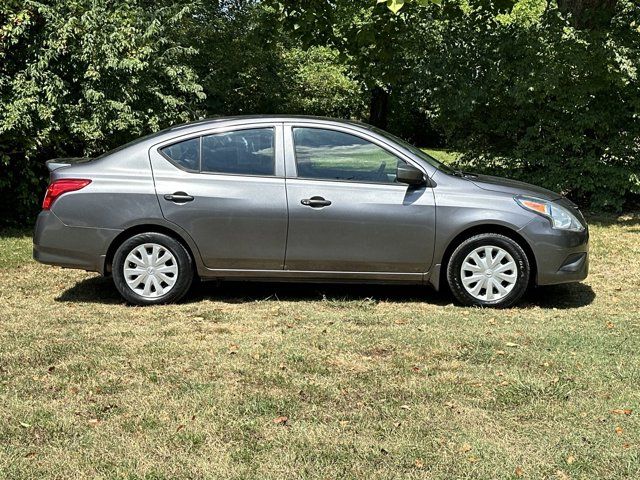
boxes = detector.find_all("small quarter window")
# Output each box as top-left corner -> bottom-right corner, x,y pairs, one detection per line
160,137 -> 200,171
201,128 -> 275,176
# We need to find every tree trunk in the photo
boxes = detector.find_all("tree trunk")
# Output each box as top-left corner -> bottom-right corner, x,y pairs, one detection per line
368,86 -> 390,129
556,0 -> 618,29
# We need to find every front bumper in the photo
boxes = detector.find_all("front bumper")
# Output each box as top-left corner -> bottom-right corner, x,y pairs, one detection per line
33,210 -> 121,273
519,215 -> 589,286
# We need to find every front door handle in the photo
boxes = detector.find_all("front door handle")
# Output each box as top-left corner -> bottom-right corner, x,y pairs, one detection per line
301,196 -> 331,208
164,192 -> 194,203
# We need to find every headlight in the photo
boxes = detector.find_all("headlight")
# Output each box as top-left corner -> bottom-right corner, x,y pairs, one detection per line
515,195 -> 584,232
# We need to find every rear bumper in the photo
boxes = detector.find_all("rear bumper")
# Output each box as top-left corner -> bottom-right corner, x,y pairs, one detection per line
33,211 -> 121,273
519,216 -> 589,286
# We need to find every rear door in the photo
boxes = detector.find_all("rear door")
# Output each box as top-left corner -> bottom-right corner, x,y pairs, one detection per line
149,123 -> 288,270
283,124 -> 436,276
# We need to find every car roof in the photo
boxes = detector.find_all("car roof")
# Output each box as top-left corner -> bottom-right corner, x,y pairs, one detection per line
163,115 -> 374,135
111,116 -> 375,152
99,115 -> 376,159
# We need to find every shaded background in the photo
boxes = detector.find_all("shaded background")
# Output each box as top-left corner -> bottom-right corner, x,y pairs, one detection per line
1,0 -> 639,225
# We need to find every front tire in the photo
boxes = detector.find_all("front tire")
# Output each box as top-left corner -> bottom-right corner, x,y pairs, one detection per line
447,233 -> 530,308
112,233 -> 193,305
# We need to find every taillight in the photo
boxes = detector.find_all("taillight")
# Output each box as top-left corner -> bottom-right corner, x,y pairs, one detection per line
42,179 -> 91,210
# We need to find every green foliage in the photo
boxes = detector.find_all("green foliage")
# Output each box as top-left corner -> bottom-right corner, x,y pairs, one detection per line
273,0 -> 418,88
1,0 -> 639,223
496,0 -> 546,25
187,3 -> 365,118
187,1 -> 287,116
410,0 -> 640,209
270,0 -> 444,129
377,0 -> 443,14
0,0 -> 204,224
281,47 -> 367,117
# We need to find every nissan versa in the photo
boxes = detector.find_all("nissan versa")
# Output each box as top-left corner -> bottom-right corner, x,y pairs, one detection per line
33,116 -> 589,307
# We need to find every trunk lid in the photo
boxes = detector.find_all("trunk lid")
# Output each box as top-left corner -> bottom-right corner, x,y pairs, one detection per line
45,157 -> 93,172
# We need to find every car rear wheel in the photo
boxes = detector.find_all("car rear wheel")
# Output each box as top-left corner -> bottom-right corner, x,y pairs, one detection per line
447,233 -> 530,308
112,232 -> 193,305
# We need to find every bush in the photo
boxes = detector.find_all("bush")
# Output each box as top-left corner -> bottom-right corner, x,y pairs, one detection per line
281,46 -> 367,118
0,0 -> 204,225
413,0 -> 640,209
2,0 -> 638,224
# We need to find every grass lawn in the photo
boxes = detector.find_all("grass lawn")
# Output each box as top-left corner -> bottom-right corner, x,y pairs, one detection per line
422,148 -> 461,165
1,215 -> 639,479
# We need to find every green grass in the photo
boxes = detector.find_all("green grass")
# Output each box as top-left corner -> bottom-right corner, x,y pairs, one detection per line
422,148 -> 461,165
1,215 -> 639,479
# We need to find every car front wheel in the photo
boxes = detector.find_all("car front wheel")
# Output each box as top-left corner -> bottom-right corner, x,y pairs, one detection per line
112,232 -> 193,305
447,233 -> 530,308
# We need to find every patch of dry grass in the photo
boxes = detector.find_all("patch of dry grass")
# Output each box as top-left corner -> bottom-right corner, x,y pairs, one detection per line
1,215 -> 639,479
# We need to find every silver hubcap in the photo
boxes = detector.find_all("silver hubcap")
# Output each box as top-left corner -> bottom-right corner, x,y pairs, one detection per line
460,246 -> 517,302
124,243 -> 179,298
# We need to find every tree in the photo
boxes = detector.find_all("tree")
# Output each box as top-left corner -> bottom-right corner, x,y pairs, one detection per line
408,0 -> 640,208
270,0 -> 441,128
0,0 -> 205,224
556,0 -> 618,29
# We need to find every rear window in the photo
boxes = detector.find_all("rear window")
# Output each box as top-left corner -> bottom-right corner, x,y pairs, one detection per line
202,128 -> 274,175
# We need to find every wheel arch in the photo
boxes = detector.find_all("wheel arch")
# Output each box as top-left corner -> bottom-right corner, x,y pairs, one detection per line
102,223 -> 200,276
434,223 -> 538,291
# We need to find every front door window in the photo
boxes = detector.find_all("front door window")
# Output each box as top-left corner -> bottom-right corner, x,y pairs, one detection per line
293,127 -> 404,184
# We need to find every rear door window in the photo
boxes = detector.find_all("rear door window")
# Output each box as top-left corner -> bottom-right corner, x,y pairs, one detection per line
201,128 -> 275,176
159,128 -> 276,176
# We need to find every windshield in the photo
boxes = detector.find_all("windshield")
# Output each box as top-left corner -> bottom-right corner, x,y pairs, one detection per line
371,127 -> 455,174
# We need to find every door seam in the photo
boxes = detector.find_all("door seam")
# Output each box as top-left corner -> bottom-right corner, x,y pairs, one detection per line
282,123 -> 290,271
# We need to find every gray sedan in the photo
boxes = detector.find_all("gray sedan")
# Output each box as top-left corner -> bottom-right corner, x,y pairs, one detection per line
33,116 -> 589,307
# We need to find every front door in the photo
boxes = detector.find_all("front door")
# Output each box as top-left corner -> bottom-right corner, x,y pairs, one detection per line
283,125 -> 436,275
150,124 -> 288,270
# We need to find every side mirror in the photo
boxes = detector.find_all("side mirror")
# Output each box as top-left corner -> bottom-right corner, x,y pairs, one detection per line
396,163 -> 425,186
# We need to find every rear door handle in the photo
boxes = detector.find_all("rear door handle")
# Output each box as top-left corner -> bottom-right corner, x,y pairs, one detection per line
301,196 -> 331,208
164,192 -> 194,203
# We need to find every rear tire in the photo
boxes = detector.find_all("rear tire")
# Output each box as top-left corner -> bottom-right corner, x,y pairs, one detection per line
112,232 -> 193,305
446,233 -> 530,308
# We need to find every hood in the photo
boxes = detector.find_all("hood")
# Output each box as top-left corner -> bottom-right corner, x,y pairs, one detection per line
469,173 -> 562,201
